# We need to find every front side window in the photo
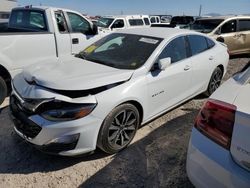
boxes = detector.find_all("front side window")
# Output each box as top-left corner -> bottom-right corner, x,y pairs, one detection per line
158,36 -> 187,63
67,12 -> 91,33
77,33 -> 163,70
111,19 -> 124,29
188,35 -> 208,55
239,19 -> 250,32
129,19 -> 144,26
221,20 -> 236,34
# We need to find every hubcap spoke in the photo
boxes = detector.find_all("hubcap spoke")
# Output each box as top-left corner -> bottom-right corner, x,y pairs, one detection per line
108,130 -> 119,142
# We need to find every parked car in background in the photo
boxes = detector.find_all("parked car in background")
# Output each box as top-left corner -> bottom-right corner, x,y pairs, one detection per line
97,15 -> 151,33
10,28 -> 228,156
0,6 -> 101,105
170,16 -> 194,28
150,15 -> 172,27
187,62 -> 250,188
189,16 -> 250,56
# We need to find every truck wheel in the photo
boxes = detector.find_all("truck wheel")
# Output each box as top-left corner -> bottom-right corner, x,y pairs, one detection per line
205,67 -> 223,96
0,76 -> 7,105
97,103 -> 140,154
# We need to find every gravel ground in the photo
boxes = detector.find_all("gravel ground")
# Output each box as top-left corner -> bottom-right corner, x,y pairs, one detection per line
0,57 -> 249,188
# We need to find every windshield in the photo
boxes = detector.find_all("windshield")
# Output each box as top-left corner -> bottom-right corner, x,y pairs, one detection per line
96,18 -> 114,28
171,16 -> 194,25
76,33 -> 163,70
189,19 -> 224,33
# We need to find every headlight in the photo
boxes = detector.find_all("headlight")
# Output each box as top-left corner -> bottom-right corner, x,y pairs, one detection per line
41,103 -> 96,121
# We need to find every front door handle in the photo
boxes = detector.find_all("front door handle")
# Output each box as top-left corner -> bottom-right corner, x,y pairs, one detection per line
184,65 -> 191,71
72,38 -> 79,44
209,56 -> 214,60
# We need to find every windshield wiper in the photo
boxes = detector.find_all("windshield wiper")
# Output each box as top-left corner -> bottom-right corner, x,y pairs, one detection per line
75,52 -> 87,60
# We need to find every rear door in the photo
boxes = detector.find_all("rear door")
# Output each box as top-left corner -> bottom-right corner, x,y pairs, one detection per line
187,35 -> 213,94
231,80 -> 250,172
237,19 -> 250,54
65,11 -> 98,54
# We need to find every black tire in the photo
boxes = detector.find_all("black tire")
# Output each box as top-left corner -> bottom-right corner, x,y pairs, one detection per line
0,76 -> 7,105
205,67 -> 223,96
97,103 -> 140,154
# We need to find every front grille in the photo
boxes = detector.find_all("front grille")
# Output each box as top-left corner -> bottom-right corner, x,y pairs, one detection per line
10,95 -> 42,139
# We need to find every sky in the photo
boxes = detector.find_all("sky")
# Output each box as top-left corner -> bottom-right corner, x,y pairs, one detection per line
17,0 -> 250,16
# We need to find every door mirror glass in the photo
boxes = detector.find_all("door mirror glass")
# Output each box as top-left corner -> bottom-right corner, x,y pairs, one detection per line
158,57 -> 171,70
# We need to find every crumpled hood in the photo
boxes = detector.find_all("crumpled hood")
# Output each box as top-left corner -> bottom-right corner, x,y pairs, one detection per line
22,58 -> 134,90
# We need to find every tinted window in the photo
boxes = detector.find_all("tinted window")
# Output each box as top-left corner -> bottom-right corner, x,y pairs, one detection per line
9,10 -> 47,31
158,36 -> 187,63
129,19 -> 144,26
188,35 -> 208,55
143,18 -> 150,25
150,17 -> 156,23
67,12 -> 91,33
221,20 -> 236,34
78,33 -> 163,70
206,37 -> 215,49
111,19 -> 124,28
190,19 -> 224,33
239,20 -> 250,31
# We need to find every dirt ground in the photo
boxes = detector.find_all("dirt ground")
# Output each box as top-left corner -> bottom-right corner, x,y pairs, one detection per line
0,57 -> 249,188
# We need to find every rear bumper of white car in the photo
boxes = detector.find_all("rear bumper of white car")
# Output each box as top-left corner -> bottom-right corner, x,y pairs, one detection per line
187,128 -> 250,188
10,95 -> 103,156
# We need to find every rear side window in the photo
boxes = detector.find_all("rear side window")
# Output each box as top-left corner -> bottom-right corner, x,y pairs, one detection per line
129,19 -> 144,26
221,20 -> 236,34
9,10 -> 47,31
188,35 -> 208,55
158,36 -> 187,63
150,17 -> 156,23
206,37 -> 215,49
143,18 -> 150,25
239,19 -> 250,31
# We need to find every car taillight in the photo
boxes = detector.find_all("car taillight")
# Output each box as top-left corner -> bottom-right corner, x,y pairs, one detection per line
195,99 -> 236,150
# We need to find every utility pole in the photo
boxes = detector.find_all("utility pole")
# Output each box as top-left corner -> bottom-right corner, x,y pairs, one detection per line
199,5 -> 202,16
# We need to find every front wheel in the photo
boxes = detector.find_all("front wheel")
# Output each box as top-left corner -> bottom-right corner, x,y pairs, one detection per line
0,76 -> 7,105
205,67 -> 223,96
97,103 -> 140,154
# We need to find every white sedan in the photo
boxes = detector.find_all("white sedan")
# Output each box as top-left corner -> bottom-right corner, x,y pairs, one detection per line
10,28 -> 229,156
187,62 -> 250,187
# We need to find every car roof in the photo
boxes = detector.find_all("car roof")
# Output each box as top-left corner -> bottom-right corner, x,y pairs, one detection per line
116,27 -> 199,39
103,15 -> 149,19
197,15 -> 250,20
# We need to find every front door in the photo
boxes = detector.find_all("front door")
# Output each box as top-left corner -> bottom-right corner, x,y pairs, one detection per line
146,36 -> 192,119
65,11 -> 99,54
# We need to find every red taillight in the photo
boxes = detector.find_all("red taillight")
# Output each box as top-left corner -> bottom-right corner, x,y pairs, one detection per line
195,99 -> 236,150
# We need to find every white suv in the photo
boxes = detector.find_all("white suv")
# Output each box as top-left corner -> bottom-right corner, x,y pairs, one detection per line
10,28 -> 229,156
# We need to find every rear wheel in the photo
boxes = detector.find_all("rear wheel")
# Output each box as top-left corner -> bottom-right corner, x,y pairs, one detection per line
97,103 -> 140,154
205,67 -> 223,96
0,76 -> 7,105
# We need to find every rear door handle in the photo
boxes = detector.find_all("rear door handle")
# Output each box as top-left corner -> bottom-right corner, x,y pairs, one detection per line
72,38 -> 79,44
184,65 -> 191,71
209,56 -> 214,60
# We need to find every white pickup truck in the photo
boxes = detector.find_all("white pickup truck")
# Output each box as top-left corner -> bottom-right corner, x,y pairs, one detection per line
0,6 -> 102,104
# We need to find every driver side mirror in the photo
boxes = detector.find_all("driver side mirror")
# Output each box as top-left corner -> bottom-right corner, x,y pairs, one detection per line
158,57 -> 171,70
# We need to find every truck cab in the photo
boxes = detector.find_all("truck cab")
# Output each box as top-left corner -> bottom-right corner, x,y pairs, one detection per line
97,15 -> 151,33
